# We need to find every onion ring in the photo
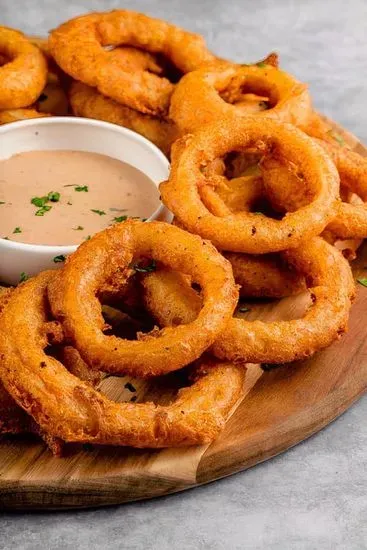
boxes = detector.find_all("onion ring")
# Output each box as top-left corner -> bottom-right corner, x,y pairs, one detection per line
47,220 -> 238,377
69,81 -> 178,156
49,10 -> 215,116
169,62 -> 312,134
0,271 -> 245,447
105,45 -> 164,75
0,285 -> 100,455
143,238 -> 354,364
0,27 -> 47,109
160,118 -> 339,253
259,139 -> 367,241
224,252 -> 306,298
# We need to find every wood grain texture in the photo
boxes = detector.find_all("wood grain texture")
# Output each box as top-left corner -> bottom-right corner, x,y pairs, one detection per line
0,117 -> 366,510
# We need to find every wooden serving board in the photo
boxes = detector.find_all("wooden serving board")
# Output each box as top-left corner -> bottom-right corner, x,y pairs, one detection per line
0,118 -> 366,510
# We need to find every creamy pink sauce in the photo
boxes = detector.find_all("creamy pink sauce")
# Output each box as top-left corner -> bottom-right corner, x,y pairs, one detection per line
0,150 -> 160,245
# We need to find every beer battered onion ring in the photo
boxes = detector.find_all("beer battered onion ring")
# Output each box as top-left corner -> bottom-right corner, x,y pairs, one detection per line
0,272 -> 245,447
260,141 -> 367,240
48,10 -> 215,116
169,62 -> 312,134
160,118 -> 339,253
0,286 -> 100,455
143,238 -> 355,364
0,27 -> 47,109
224,252 -> 306,298
48,221 -> 238,377
69,81 -> 178,156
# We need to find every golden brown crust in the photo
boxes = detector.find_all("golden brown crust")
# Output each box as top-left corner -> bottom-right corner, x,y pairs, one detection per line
47,221 -> 238,377
69,81 -> 178,156
49,10 -> 215,116
0,272 -> 245,447
160,118 -> 339,253
169,62 -> 312,134
143,238 -> 354,364
0,27 -> 47,109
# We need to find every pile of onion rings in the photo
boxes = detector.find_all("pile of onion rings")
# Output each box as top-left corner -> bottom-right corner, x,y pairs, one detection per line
160,118 -> 339,253
0,227 -> 244,450
0,9 -> 365,455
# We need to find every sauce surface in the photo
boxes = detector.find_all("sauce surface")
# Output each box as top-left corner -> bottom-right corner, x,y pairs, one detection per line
0,150 -> 160,245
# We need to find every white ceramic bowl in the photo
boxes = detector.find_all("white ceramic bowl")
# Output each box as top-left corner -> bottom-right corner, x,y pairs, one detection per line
0,117 -> 171,285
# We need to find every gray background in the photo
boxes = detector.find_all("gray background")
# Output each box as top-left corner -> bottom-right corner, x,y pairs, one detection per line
1,0 -> 366,548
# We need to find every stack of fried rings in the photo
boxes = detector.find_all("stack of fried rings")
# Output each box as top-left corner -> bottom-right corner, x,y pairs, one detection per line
48,9 -> 218,155
0,222 -> 248,448
0,9 -> 365,454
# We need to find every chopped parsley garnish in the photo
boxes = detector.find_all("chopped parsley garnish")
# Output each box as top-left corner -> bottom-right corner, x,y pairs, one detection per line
124,382 -> 136,392
31,191 -> 60,214
327,130 -> 344,147
19,272 -> 29,283
35,205 -> 52,216
239,306 -> 251,313
75,185 -> 88,192
31,195 -> 48,207
12,227 -> 22,234
113,215 -> 128,223
132,259 -> 156,273
357,278 -> 367,288
142,218 -> 148,222
38,93 -> 48,102
47,191 -> 60,202
256,61 -> 267,68
91,209 -> 106,216
73,225 -> 84,231
53,254 -> 66,263
31,191 -> 60,207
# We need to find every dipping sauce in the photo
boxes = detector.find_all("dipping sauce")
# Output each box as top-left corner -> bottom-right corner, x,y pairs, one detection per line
0,150 -> 160,245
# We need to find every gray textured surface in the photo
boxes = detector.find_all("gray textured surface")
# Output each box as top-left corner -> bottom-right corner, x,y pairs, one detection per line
1,0 -> 366,548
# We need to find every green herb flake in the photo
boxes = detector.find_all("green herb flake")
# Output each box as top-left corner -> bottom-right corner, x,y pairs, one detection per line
47,191 -> 60,202
256,61 -> 267,68
132,259 -> 156,273
239,306 -> 251,313
19,272 -> 29,283
31,195 -> 48,207
53,254 -> 66,263
73,225 -> 84,231
357,278 -> 367,288
75,185 -> 88,192
85,235 -> 91,241
91,209 -> 106,216
12,227 -> 22,234
35,205 -> 52,216
113,215 -> 128,223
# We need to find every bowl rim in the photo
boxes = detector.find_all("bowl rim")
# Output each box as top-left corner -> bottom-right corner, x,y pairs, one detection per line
0,116 -> 170,253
